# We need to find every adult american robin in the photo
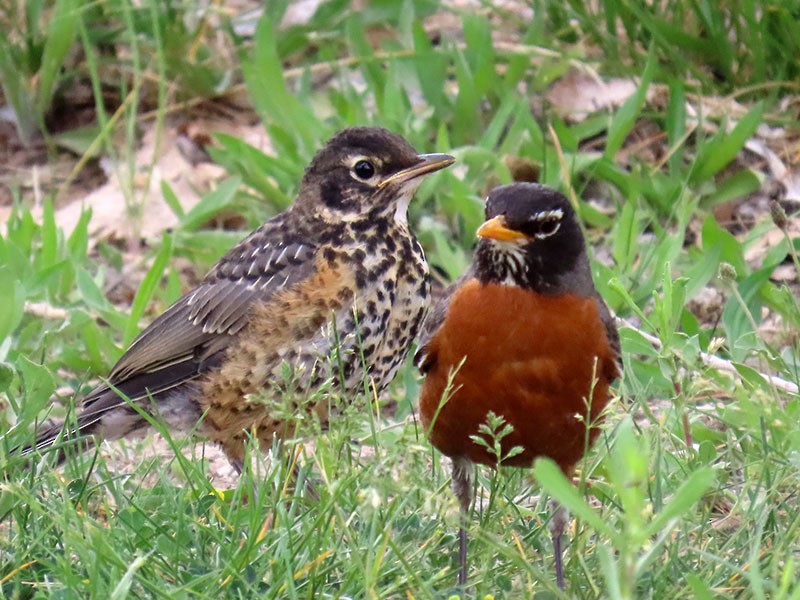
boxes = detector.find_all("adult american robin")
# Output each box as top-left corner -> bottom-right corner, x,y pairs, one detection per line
23,127 -> 455,468
415,182 -> 620,587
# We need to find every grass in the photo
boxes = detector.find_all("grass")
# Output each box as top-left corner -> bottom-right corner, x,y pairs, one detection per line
1,0 -> 799,598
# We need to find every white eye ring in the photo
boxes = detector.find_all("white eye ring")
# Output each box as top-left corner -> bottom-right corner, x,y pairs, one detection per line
530,208 -> 563,239
347,155 -> 381,185
533,220 -> 561,239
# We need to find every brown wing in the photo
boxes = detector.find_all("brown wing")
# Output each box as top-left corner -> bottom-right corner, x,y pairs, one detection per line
71,221 -> 318,428
593,293 -> 622,379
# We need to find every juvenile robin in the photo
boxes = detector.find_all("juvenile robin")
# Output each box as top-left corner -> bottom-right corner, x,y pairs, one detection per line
23,127 -> 455,468
415,182 -> 620,587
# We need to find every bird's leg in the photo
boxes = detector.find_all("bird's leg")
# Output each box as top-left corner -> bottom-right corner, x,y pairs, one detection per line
229,456 -> 245,476
549,500 -> 569,590
451,456 -> 473,587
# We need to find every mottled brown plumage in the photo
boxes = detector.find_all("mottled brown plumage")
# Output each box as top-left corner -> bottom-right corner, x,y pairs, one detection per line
25,127 -> 454,467
416,182 -> 620,588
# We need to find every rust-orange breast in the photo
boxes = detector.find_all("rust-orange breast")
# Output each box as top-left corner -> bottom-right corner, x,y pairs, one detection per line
419,279 -> 618,473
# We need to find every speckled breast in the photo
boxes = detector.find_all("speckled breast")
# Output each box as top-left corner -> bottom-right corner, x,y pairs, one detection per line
337,227 -> 430,393
198,226 -> 430,461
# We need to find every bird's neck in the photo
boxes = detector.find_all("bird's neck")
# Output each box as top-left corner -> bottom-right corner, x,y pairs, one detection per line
475,242 -> 594,297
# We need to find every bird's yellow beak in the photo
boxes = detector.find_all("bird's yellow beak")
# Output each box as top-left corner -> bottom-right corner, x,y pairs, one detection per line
377,153 -> 455,189
476,215 -> 527,241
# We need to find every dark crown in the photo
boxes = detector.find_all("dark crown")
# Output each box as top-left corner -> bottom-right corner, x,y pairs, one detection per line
476,183 -> 589,295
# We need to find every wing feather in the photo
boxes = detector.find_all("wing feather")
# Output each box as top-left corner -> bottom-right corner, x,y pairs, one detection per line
86,221 -> 318,411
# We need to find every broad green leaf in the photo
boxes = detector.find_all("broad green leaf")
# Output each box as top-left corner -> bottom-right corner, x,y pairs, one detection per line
52,124 -> 104,157
721,266 -> 773,360
0,30 -> 37,142
683,243 -> 721,299
180,176 -> 242,232
0,267 -> 25,343
211,133 -> 298,208
452,48 -> 480,144
608,277 -> 652,327
345,16 -> 385,107
241,19 -> 317,154
40,199 -> 59,271
462,14 -> 495,97
75,265 -> 110,311
598,545 -> 624,600
687,573 -> 716,600
618,327 -> 659,359
67,206 -> 92,260
761,283 -> 800,329
0,362 -> 14,393
612,198 -> 637,270
701,169 -> 763,209
480,94 -> 519,150
606,419 -> 649,527
690,102 -> 764,184
701,215 -> 746,275
644,467 -> 716,537
412,21 -> 448,111
16,355 -> 56,420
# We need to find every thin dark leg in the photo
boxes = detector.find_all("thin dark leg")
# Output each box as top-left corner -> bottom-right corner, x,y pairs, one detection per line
229,457 -> 245,476
549,501 -> 569,590
451,457 -> 473,587
457,524 -> 468,585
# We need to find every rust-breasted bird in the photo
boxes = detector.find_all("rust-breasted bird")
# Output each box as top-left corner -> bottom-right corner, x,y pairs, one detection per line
23,127 -> 454,468
415,182 -> 620,588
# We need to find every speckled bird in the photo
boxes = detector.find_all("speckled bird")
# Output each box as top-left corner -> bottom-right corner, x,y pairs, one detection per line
26,127 -> 454,467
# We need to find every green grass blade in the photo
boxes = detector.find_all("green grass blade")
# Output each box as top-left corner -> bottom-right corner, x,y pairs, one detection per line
644,466 -> 716,538
241,18 -> 318,155
690,102 -> 764,184
0,31 -> 37,143
179,176 -> 242,232
123,232 -> 174,346
533,458 -> 619,542
0,267 -> 25,343
36,0 -> 79,118
604,47 -> 656,160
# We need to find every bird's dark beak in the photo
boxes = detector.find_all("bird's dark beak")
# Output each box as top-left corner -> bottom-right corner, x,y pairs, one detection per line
377,153 -> 455,189
476,215 -> 527,242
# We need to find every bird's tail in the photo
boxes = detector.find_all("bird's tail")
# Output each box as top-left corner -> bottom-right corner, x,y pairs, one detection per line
9,414 -> 102,467
33,419 -> 98,455
9,387 -> 145,466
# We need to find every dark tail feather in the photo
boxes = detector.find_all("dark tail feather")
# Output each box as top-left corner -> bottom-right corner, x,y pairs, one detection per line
12,416 -> 101,466
9,370 -> 204,467
11,386 -> 138,465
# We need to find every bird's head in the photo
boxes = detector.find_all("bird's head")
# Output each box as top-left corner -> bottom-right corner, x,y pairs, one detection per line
295,127 -> 454,227
474,183 -> 592,294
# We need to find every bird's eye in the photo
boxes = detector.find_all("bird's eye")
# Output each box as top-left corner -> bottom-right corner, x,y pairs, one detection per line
537,220 -> 559,236
528,218 -> 562,239
353,160 -> 376,180
528,208 -> 564,239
